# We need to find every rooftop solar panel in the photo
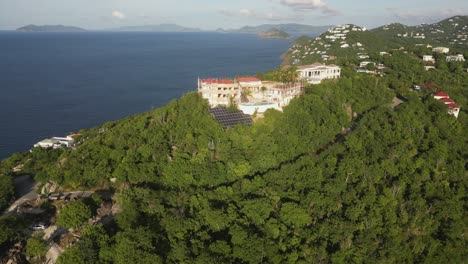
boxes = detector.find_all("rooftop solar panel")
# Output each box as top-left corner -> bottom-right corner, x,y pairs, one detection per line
209,107 -> 253,129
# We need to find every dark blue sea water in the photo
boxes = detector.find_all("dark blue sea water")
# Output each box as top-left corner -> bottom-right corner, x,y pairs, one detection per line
0,32 -> 292,159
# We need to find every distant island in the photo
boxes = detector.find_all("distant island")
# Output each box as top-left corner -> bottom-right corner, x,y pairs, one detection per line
14,23 -> 331,36
257,28 -> 290,39
116,23 -> 201,32
220,23 -> 331,37
16,25 -> 86,32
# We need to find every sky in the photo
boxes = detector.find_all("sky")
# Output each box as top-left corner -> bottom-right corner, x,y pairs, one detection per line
0,0 -> 467,30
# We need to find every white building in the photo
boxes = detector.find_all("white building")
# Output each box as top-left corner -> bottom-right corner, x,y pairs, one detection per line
34,136 -> 74,149
446,54 -> 465,62
432,47 -> 450,54
424,66 -> 436,71
297,63 -> 341,84
198,77 -> 302,115
359,61 -> 374,68
198,78 -> 239,107
423,55 -> 435,62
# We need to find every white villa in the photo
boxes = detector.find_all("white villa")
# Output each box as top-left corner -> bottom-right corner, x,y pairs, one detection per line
296,63 -> 341,84
359,61 -> 374,68
446,54 -> 465,62
198,77 -> 303,115
432,47 -> 450,54
34,136 -> 74,149
423,55 -> 435,63
198,78 -> 239,107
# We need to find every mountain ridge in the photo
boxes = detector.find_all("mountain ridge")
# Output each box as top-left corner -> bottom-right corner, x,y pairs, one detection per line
284,15 -> 468,65
16,24 -> 86,32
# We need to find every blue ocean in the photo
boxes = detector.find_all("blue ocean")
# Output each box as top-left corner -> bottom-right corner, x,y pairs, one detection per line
0,32 -> 293,159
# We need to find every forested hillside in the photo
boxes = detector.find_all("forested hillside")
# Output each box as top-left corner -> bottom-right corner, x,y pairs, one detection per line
284,16 -> 467,65
1,49 -> 466,262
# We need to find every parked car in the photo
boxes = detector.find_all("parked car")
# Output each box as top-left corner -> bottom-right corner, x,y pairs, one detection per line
48,192 -> 63,200
30,223 -> 48,230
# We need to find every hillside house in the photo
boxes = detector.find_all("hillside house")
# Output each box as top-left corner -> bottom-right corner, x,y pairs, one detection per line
198,77 -> 302,115
34,136 -> 74,149
297,64 -> 341,84
446,54 -> 465,62
433,91 -> 460,118
423,55 -> 435,63
359,61 -> 373,68
198,78 -> 239,107
432,47 -> 450,53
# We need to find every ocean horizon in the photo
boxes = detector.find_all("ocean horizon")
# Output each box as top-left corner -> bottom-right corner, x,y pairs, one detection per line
0,32 -> 293,160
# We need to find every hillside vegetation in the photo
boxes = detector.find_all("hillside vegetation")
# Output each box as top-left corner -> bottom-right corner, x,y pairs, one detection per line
285,16 -> 468,65
1,48 -> 467,262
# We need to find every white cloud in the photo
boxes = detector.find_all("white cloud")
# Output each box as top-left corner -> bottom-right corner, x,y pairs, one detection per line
220,8 -> 256,18
239,9 -> 256,17
112,10 -> 126,20
281,0 -> 326,9
219,8 -> 303,21
280,0 -> 339,15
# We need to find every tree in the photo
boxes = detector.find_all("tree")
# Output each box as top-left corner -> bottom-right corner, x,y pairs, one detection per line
0,216 -> 24,249
0,175 -> 14,211
57,247 -> 86,264
367,63 -> 376,71
56,200 -> 92,229
26,237 -> 47,259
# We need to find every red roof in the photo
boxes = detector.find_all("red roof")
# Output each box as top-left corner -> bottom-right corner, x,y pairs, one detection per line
201,78 -> 234,84
448,103 -> 460,109
434,91 -> 449,98
201,78 -> 217,84
217,79 -> 234,84
440,97 -> 455,104
236,77 -> 261,83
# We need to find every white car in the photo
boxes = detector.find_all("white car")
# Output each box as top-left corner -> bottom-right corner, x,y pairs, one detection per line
30,223 -> 48,230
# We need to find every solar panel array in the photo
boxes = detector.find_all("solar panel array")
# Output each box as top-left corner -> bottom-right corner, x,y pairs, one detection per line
209,107 -> 253,129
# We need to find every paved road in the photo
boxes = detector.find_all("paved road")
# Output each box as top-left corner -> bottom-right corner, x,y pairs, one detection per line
3,175 -> 38,214
3,174 -> 94,215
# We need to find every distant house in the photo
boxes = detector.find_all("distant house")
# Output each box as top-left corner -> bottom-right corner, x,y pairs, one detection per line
433,91 -> 460,118
34,136 -> 74,149
379,51 -> 390,56
376,63 -> 386,70
424,66 -> 436,71
356,68 -> 370,73
198,78 -> 238,107
359,61 -> 373,68
433,91 -> 449,100
297,63 -> 341,84
446,54 -> 465,62
432,47 -> 450,54
358,54 -> 370,59
423,55 -> 435,63
198,76 -> 302,115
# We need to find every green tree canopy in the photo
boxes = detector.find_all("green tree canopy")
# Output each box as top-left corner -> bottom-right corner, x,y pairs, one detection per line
56,200 -> 92,229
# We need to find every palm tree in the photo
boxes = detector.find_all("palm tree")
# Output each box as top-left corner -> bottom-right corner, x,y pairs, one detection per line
261,86 -> 267,100
240,88 -> 252,103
